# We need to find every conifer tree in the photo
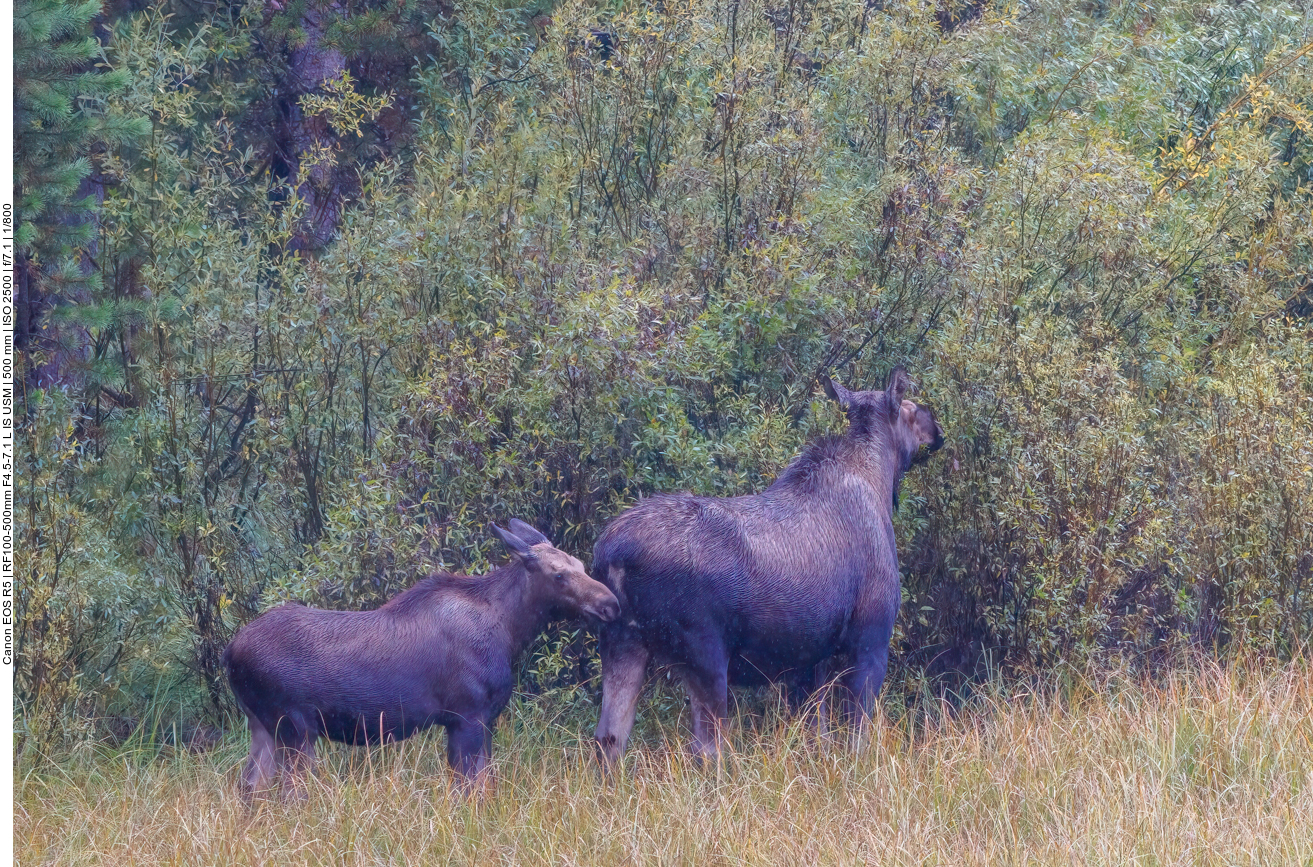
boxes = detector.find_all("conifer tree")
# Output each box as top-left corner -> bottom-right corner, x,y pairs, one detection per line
13,0 -> 146,373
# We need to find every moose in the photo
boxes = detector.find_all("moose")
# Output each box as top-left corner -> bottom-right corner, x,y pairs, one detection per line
592,368 -> 944,762
224,520 -> 620,797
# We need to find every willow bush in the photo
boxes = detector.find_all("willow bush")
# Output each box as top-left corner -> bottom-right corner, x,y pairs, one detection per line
14,0 -> 1313,742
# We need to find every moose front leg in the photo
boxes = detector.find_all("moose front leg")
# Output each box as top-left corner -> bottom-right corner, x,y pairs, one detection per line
843,653 -> 887,719
843,621 -> 894,743
446,717 -> 492,784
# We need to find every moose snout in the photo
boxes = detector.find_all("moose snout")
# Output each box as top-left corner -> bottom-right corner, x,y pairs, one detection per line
587,591 -> 621,623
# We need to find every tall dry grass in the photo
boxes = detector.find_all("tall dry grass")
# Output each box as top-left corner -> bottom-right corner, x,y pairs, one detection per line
16,662 -> 1313,866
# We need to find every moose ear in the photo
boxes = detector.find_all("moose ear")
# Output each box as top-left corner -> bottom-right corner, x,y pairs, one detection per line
507,519 -> 551,547
822,376 -> 852,410
885,367 -> 913,419
491,524 -> 535,561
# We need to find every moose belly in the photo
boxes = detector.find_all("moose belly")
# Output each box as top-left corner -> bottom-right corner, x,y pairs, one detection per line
728,624 -> 847,685
317,702 -> 445,745
703,593 -> 851,686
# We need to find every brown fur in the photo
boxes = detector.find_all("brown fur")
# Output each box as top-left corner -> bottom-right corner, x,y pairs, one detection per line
224,520 -> 619,797
592,369 -> 944,762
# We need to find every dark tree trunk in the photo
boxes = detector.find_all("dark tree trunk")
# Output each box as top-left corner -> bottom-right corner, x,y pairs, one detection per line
278,0 -> 350,254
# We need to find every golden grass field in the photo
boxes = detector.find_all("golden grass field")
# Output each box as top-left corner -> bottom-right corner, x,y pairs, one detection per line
15,662 -> 1313,866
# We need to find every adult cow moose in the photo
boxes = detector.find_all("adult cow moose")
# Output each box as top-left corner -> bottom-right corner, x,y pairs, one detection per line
592,368 -> 944,763
224,520 -> 620,798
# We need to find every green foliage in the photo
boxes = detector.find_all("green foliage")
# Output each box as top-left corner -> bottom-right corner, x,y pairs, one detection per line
13,0 -> 149,284
895,5 -> 1313,678
14,0 -> 1313,742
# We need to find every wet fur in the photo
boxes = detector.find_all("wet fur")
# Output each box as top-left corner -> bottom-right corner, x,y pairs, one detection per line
224,521 -> 619,796
592,370 -> 944,761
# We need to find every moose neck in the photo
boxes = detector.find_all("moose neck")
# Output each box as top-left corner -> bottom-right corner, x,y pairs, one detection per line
484,560 -> 555,654
848,426 -> 907,500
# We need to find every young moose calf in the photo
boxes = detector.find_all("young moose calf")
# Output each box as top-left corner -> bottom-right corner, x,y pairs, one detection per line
224,520 -> 620,797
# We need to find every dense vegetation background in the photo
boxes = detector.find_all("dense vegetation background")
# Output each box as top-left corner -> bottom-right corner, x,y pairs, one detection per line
13,0 -> 1313,746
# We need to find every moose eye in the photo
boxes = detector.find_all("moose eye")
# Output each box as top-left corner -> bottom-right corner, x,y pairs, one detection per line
555,572 -> 567,583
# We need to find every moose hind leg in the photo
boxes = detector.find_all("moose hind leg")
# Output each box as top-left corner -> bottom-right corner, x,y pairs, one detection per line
788,662 -> 833,736
275,715 -> 318,801
595,628 -> 651,767
685,681 -> 729,761
239,716 -> 277,800
285,735 -> 318,799
680,646 -> 729,761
